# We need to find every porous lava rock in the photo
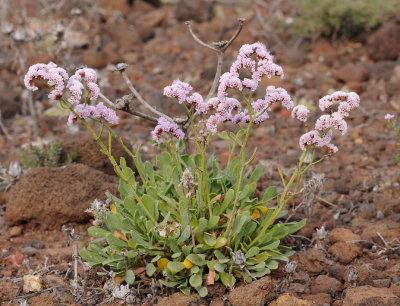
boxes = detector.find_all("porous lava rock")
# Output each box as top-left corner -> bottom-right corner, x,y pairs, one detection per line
5,164 -> 118,229
228,276 -> 276,306
367,17 -> 400,61
60,132 -> 132,176
343,285 -> 400,306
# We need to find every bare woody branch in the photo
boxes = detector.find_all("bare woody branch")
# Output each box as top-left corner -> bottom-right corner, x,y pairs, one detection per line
115,63 -> 174,122
99,92 -> 158,123
185,18 -> 245,101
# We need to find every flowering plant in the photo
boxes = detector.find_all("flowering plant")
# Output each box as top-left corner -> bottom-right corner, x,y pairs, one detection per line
24,41 -> 359,296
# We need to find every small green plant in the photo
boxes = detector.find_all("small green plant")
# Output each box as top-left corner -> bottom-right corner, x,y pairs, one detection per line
24,38 -> 360,295
20,140 -> 77,168
284,0 -> 399,39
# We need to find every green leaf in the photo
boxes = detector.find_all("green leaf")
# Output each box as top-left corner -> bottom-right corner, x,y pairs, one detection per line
196,218 -> 208,236
79,249 -> 105,265
141,194 -> 156,221
204,233 -> 217,247
189,274 -> 203,287
207,216 -> 220,230
177,226 -> 191,245
88,226 -> 110,238
195,286 -> 208,297
167,261 -> 185,274
217,189 -> 234,215
249,166 -> 263,184
167,237 -> 181,253
125,270 -> 135,284
262,186 -> 276,203
159,280 -> 181,287
266,260 -> 279,270
106,233 -> 128,248
285,219 -> 307,234
269,224 -> 290,239
245,247 -> 260,258
186,254 -> 206,266
178,284 -> 190,296
260,240 -> 280,251
219,272 -> 236,287
146,263 -> 157,277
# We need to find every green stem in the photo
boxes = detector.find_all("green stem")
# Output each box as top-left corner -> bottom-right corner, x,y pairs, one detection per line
224,98 -> 254,239
249,147 -> 313,247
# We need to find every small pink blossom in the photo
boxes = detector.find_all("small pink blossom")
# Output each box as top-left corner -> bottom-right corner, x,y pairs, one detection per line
67,68 -> 99,104
291,105 -> 310,122
186,92 -> 208,114
206,114 -> 224,134
151,117 -> 184,141
163,80 -> 192,103
242,78 -> 258,91
24,62 -> 68,100
218,72 -> 243,100
67,102 -> 119,126
319,91 -> 360,111
385,113 -> 395,120
264,86 -> 293,110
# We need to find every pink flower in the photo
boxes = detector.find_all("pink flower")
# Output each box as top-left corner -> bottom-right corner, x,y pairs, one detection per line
319,91 -> 360,111
67,68 -> 100,104
291,105 -> 310,122
242,78 -> 258,91
385,113 -> 395,120
163,80 -> 192,103
186,92 -> 208,114
67,102 -> 119,126
218,72 -> 243,100
206,114 -> 224,134
24,62 -> 68,100
151,117 -> 184,141
264,86 -> 293,110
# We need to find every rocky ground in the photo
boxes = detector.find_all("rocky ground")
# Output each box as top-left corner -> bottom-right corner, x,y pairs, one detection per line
0,0 -> 400,305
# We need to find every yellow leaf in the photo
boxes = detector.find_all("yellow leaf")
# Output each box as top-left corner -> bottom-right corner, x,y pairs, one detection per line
114,275 -> 125,286
183,258 -> 194,269
252,206 -> 268,220
110,204 -> 117,214
113,231 -> 128,242
157,258 -> 169,270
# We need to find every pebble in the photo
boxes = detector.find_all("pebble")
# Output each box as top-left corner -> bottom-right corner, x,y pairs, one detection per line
21,246 -> 38,256
9,226 -> 22,237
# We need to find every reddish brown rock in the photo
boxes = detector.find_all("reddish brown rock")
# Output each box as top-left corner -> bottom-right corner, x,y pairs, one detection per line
270,293 -> 312,306
83,51 -> 108,69
311,275 -> 343,294
334,63 -> 369,83
60,132 -> 131,176
329,228 -> 361,244
155,292 -> 200,306
367,18 -> 400,61
5,164 -> 118,229
329,242 -> 362,264
343,286 -> 400,306
303,293 -> 331,305
228,277 -> 276,306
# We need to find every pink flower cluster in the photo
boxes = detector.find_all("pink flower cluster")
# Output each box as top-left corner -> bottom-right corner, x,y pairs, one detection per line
67,68 -> 100,105
291,105 -> 310,122
206,42 -> 291,133
24,62 -> 68,100
319,91 -> 360,112
299,91 -> 360,153
151,117 -> 185,141
163,80 -> 208,114
67,102 -> 119,126
230,42 -> 284,83
385,113 -> 395,120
